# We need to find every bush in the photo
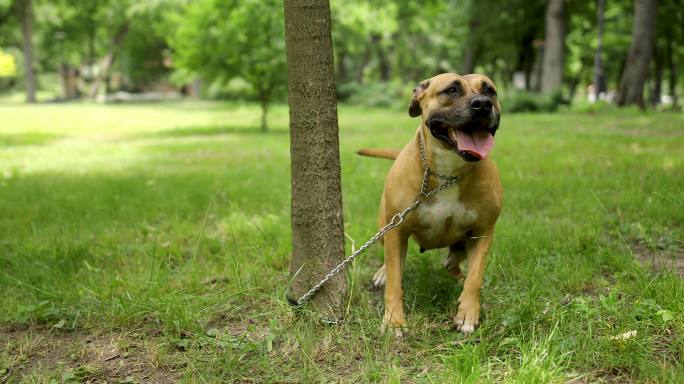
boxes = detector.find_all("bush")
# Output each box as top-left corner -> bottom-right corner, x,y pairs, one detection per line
338,81 -> 408,109
503,91 -> 561,113
570,100 -> 620,113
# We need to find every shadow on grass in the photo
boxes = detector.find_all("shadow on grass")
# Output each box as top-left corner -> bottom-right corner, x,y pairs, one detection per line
145,125 -> 288,139
0,132 -> 63,147
403,251 -> 462,315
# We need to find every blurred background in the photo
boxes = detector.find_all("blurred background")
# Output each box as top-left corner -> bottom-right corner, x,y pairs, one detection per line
1,1 -> 684,381
0,0 -> 680,117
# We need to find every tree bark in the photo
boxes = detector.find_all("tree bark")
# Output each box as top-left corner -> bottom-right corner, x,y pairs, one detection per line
336,47 -> 348,84
60,64 -> 79,99
355,37 -> 372,84
541,0 -> 567,94
666,25 -> 678,108
516,32 -> 536,90
19,0 -> 36,103
462,18 -> 479,74
650,47 -> 663,106
594,0 -> 607,101
259,95 -> 269,132
617,0 -> 658,108
284,0 -> 346,319
375,35 -> 391,82
89,22 -> 129,99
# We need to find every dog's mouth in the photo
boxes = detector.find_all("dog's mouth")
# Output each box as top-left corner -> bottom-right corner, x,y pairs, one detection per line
427,119 -> 496,162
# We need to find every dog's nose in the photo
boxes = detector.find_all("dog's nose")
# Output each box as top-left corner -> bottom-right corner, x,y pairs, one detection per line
470,96 -> 492,114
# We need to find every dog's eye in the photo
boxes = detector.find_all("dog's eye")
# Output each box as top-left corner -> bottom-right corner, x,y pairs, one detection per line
482,86 -> 497,97
446,87 -> 460,95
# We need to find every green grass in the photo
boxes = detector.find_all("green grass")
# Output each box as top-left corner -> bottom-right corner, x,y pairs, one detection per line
1,101 -> 683,382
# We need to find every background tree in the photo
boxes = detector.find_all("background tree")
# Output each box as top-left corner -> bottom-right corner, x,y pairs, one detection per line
284,0 -> 346,319
171,0 -> 286,131
593,0 -> 607,101
565,0 -> 633,98
18,0 -> 35,103
652,0 -> 682,108
541,0 -> 567,94
617,0 -> 658,108
0,0 -> 681,110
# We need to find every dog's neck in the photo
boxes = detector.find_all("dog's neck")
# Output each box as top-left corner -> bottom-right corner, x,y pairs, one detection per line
419,125 -> 472,178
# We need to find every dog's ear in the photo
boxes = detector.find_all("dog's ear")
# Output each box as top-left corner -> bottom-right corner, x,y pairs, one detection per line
408,79 -> 430,117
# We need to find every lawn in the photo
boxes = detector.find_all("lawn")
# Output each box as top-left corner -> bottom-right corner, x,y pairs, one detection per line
1,101 -> 683,382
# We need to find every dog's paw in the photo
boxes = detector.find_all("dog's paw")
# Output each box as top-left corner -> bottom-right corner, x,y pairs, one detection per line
380,322 -> 405,338
454,301 -> 480,335
372,265 -> 386,288
381,308 -> 406,337
381,318 -> 406,338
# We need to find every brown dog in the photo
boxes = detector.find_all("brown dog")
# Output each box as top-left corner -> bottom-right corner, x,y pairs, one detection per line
358,73 -> 502,335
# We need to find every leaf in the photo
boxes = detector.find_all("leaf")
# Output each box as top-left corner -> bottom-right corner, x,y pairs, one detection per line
52,319 -> 66,329
657,309 -> 674,323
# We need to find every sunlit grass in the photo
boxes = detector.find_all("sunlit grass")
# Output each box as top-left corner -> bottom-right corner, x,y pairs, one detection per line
1,101 -> 683,382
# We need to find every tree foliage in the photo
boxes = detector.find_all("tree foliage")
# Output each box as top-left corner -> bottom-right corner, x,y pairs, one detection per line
0,0 -> 680,111
170,0 -> 286,130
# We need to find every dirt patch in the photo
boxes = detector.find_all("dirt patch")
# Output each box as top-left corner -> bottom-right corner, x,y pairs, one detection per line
632,244 -> 684,277
1,326 -> 181,383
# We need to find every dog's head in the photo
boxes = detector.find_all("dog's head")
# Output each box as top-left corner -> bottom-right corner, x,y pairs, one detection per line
409,73 -> 501,162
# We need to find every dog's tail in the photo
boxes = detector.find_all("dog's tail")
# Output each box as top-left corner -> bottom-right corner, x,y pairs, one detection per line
356,148 -> 401,160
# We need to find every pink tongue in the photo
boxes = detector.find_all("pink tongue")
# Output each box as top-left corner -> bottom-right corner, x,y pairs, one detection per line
451,129 -> 494,159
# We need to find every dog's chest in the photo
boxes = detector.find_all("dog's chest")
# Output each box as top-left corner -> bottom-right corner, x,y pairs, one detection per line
412,185 -> 477,248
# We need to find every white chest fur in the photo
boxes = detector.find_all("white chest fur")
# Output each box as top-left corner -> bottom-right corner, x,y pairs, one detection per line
413,182 -> 478,249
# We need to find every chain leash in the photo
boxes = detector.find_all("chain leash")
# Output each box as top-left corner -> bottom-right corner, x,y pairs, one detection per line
294,132 -> 464,308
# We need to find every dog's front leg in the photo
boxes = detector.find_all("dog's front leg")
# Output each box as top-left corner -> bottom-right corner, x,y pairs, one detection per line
382,229 -> 408,336
454,228 -> 494,335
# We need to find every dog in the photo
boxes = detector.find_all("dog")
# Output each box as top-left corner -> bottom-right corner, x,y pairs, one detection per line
357,73 -> 502,335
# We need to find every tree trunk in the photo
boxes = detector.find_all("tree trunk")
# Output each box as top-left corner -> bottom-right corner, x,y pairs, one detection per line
89,22 -> 129,99
650,47 -> 663,106
284,0 -> 346,320
531,43 -> 544,92
462,19 -> 479,74
20,0 -> 36,103
375,35 -> 391,82
355,38 -> 372,84
260,95 -> 269,132
60,64 -> 79,99
541,0 -> 567,94
594,0 -> 607,101
188,78 -> 202,99
336,47 -> 348,84
617,0 -> 658,108
516,32 -> 536,90
86,0 -> 97,81
666,26 -> 678,108
568,76 -> 580,101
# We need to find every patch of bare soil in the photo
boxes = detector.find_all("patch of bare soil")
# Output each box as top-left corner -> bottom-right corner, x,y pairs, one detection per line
632,244 -> 684,277
0,326 -> 181,383
565,370 -> 636,384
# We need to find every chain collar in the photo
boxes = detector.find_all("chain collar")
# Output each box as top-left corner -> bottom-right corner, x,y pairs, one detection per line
417,129 -> 468,185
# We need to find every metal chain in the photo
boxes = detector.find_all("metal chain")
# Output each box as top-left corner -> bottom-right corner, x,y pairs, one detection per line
294,132 -> 463,307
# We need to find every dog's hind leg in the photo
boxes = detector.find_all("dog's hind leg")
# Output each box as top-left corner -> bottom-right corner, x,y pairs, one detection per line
372,264 -> 386,288
444,241 -> 467,279
372,197 -> 390,288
